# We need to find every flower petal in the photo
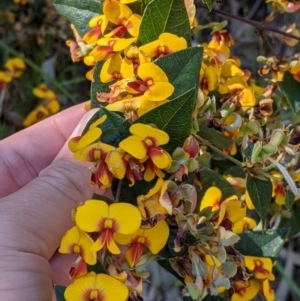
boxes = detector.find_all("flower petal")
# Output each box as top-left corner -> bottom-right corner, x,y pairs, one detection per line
69,127 -> 102,152
144,81 -> 174,101
109,202 -> 142,234
199,186 -> 222,212
145,220 -> 169,254
119,135 -> 147,159
75,200 -> 108,232
64,272 -> 128,301
148,147 -> 172,169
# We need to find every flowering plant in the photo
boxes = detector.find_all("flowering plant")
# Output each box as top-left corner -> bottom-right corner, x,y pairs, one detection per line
52,1 -> 300,301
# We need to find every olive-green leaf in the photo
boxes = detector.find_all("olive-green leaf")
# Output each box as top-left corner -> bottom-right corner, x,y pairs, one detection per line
155,47 -> 203,100
138,0 -> 191,46
246,175 -> 272,228
198,121 -> 233,149
91,61 -> 112,109
279,205 -> 300,237
278,71 -> 300,113
203,0 -> 215,11
285,190 -> 295,210
134,88 -> 196,153
235,228 -> 290,259
54,285 -> 66,301
53,0 -> 103,36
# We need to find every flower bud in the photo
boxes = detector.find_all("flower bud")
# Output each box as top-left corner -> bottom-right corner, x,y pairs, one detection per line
183,135 -> 199,158
270,129 -> 285,147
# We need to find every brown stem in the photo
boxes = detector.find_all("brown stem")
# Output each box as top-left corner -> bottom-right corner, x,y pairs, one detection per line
196,3 -> 300,42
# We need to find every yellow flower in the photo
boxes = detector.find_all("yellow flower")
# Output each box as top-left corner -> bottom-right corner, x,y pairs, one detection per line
245,189 -> 255,210
199,186 -> 245,228
244,256 -> 275,282
5,57 -> 25,77
74,142 -> 115,189
103,2 -> 141,38
271,172 -> 285,205
100,54 -> 134,83
59,226 -> 96,279
89,37 -> 136,61
75,200 -> 142,254
68,115 -> 107,152
231,280 -> 260,301
126,62 -> 174,101
64,271 -> 128,301
83,15 -> 108,45
119,123 -> 172,170
139,33 -> 187,59
0,71 -> 12,88
137,178 -> 172,218
290,60 -> 300,81
33,83 -> 56,100
114,220 -> 169,268
232,216 -> 257,234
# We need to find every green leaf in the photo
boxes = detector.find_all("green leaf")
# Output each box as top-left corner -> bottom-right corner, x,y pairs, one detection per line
246,175 -> 272,228
203,0 -> 214,11
235,228 -> 289,259
279,205 -> 300,237
198,121 -> 233,150
285,190 -> 295,210
0,43 -> 8,66
90,61 -> 112,109
278,71 -> 300,113
158,259 -> 184,282
138,0 -> 191,46
82,107 -> 125,147
87,260 -> 106,274
155,47 -> 203,99
135,88 -> 196,153
196,167 -> 236,213
53,0 -> 103,36
54,285 -> 66,301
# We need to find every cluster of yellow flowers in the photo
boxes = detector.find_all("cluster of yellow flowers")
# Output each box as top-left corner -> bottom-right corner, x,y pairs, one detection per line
23,83 -> 60,127
0,57 -> 25,90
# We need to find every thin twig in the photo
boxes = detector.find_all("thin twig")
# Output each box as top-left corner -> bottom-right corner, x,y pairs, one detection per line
193,133 -> 243,167
196,3 -> 300,42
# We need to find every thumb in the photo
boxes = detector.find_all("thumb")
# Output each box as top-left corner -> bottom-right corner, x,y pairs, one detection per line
0,109 -> 98,301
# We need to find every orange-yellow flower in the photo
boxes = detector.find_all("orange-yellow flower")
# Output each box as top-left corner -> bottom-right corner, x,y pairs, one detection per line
5,57 -> 25,77
33,83 -> 56,100
244,256 -> 275,282
232,216 -> 257,234
89,37 -> 136,61
59,226 -> 96,279
137,178 -> 173,218
199,186 -> 245,229
125,62 -> 174,101
139,33 -> 187,59
119,123 -> 172,170
114,220 -> 169,267
75,200 -> 142,254
103,2 -> 141,38
271,172 -> 286,205
64,271 -> 128,301
231,280 -> 260,301
83,15 -> 108,45
105,148 -> 144,186
100,54 -> 134,83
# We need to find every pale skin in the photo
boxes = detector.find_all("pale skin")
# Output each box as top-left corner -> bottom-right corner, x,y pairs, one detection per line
0,104 -> 99,301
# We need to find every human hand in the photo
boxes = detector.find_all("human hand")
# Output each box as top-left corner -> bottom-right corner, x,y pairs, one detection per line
0,104 -> 98,301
